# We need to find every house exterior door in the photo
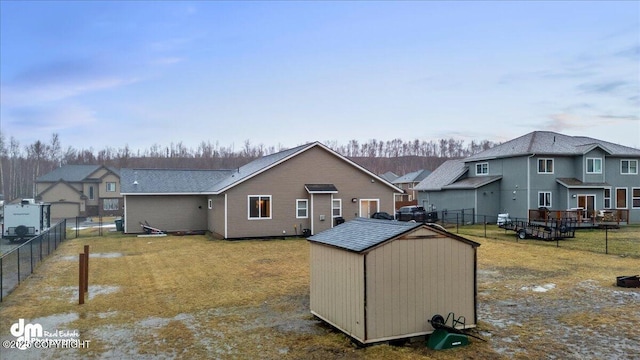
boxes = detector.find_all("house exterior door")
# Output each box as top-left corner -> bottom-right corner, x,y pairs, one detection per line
359,199 -> 379,218
577,195 -> 595,219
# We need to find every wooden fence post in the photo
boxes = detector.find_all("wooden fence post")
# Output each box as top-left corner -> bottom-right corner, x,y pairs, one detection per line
79,253 -> 85,305
84,245 -> 89,293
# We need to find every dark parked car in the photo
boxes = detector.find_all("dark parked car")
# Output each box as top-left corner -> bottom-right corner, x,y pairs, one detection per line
395,206 -> 426,222
371,212 -> 394,220
395,206 -> 439,222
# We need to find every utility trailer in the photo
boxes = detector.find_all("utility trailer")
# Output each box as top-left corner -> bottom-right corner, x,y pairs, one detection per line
499,218 -> 576,240
3,200 -> 52,242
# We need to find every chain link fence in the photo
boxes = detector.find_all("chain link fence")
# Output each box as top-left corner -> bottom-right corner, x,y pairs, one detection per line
1,220 -> 67,301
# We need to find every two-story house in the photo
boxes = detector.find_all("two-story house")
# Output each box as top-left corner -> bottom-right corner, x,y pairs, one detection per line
415,131 -> 640,224
392,169 -> 431,204
35,165 -> 121,220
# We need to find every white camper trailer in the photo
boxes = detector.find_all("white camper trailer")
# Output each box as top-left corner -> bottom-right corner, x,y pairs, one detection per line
3,200 -> 52,242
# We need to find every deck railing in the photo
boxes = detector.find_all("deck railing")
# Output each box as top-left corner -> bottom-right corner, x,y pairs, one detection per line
528,209 -> 629,226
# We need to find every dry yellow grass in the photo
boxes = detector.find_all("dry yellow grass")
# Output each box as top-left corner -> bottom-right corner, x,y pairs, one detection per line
0,229 -> 638,359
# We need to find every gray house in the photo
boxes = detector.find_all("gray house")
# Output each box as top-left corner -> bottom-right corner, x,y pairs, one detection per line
392,169 -> 432,203
415,131 -> 640,224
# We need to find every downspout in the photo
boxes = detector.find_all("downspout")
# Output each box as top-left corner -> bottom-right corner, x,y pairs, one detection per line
310,194 -> 314,235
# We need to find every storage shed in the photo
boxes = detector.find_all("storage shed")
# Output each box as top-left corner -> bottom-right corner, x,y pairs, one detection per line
307,218 -> 480,344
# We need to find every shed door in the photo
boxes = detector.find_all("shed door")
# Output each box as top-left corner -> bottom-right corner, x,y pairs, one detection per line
359,199 -> 379,218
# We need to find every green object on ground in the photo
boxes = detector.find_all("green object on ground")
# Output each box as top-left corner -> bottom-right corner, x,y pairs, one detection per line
426,329 -> 470,350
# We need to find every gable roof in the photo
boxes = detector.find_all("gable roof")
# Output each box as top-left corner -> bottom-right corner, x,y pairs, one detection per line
465,131 -> 640,162
379,171 -> 399,182
392,169 -> 432,184
308,217 -> 480,253
121,142 -> 403,195
442,175 -> 502,190
308,218 -> 423,252
413,159 -> 467,191
36,179 -> 87,199
36,165 -> 120,182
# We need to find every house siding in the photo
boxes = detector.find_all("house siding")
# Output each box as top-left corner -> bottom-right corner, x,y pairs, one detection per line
224,146 -> 395,238
124,195 -> 208,233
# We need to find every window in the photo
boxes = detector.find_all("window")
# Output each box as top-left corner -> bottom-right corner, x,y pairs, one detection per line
621,160 -> 638,175
296,199 -> 308,218
332,199 -> 342,217
633,188 -> 640,209
89,186 -> 94,200
103,199 -> 119,211
604,188 -> 611,209
476,162 -> 489,175
208,199 -> 213,210
616,188 -> 627,208
586,158 -> 602,174
248,195 -> 271,219
538,192 -> 552,208
106,182 -> 117,192
537,158 -> 554,174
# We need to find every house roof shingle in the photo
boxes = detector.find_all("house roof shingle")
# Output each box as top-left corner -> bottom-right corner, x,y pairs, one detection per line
465,131 -> 640,162
36,165 -> 119,182
120,142 -> 403,195
413,160 -> 467,191
120,169 -> 233,194
392,169 -> 432,184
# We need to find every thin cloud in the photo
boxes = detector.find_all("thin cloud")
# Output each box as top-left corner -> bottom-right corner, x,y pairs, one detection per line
578,80 -> 629,94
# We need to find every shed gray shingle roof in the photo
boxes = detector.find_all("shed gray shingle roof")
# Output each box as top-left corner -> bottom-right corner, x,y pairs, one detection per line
465,131 -> 640,162
307,218 -> 422,252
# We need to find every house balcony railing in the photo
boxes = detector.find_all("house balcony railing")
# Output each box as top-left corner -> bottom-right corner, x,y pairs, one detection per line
529,208 -> 629,227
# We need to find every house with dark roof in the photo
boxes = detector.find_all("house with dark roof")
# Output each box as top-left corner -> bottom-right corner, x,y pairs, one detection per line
35,165 -> 121,219
392,169 -> 432,203
415,131 -> 640,224
120,142 -> 403,238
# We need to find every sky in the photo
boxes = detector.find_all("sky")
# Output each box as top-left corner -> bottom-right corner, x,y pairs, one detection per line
1,1 -> 639,154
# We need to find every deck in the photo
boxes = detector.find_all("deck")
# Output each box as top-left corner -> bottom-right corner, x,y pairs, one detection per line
528,209 -> 629,228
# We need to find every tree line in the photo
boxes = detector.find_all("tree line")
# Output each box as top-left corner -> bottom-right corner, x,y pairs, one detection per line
0,132 -> 498,202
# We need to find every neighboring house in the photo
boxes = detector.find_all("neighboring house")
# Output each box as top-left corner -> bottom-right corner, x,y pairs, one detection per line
379,171 -> 399,183
392,169 -> 432,203
120,142 -> 403,238
308,217 -> 480,344
415,131 -> 640,224
35,165 -> 121,219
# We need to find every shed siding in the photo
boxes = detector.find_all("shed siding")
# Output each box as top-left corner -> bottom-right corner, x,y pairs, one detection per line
310,244 -> 365,341
124,195 -> 208,233
365,228 -> 475,341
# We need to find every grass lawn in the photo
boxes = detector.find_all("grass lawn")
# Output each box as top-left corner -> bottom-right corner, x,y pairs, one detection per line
0,226 -> 638,359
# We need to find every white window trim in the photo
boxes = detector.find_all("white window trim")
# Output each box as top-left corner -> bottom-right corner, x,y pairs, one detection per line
248,195 -> 272,220
332,199 -> 342,218
103,198 -> 119,211
296,199 -> 308,219
537,158 -> 554,174
476,162 -> 489,175
538,191 -> 552,208
106,182 -> 117,192
621,159 -> 638,175
603,187 -> 612,209
208,199 -> 213,210
615,187 -> 628,209
632,187 -> 640,209
586,157 -> 602,174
